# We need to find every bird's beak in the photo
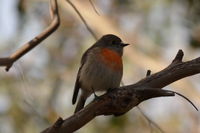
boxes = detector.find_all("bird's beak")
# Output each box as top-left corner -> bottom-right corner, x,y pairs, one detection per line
121,42 -> 130,47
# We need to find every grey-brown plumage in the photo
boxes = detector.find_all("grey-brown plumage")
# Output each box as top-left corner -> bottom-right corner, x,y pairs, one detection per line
72,34 -> 129,113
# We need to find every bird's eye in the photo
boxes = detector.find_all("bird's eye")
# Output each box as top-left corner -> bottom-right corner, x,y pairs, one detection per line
111,40 -> 116,45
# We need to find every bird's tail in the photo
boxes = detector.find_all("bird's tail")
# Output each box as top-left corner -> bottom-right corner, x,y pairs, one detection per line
74,94 -> 87,113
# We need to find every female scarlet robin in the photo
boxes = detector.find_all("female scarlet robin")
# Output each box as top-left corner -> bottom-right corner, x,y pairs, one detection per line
72,34 -> 129,113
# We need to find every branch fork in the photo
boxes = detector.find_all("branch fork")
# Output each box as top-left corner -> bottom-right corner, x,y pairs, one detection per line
41,49 -> 200,133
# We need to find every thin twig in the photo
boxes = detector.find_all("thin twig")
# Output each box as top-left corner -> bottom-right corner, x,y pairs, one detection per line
146,70 -> 151,76
137,106 -> 165,133
165,90 -> 198,111
66,0 -> 98,40
88,0 -> 100,16
136,69 -> 165,133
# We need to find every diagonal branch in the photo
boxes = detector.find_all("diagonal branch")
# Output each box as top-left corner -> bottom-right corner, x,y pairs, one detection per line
135,50 -> 200,88
66,0 -> 98,40
88,0 -> 100,16
137,106 -> 164,133
0,0 -> 60,71
41,50 -> 200,133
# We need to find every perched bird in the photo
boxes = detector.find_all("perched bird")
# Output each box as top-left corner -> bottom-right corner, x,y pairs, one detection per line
72,34 -> 129,113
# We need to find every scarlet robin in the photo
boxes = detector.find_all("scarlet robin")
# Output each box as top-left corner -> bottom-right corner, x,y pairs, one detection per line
72,34 -> 129,113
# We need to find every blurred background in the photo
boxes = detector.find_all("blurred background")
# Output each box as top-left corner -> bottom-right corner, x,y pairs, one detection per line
0,0 -> 200,133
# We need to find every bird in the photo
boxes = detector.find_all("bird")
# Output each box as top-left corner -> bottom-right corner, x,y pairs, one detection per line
72,34 -> 129,113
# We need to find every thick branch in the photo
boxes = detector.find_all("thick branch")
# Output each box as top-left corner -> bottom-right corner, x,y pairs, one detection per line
134,50 -> 200,88
41,50 -> 200,133
0,0 -> 60,71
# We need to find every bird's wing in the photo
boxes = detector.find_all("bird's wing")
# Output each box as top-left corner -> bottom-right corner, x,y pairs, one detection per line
72,48 -> 91,104
72,67 -> 81,104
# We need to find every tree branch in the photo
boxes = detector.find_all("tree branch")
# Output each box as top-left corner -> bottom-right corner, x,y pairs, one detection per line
41,50 -> 200,133
0,0 -> 60,71
88,0 -> 100,16
66,0 -> 98,40
137,106 -> 164,133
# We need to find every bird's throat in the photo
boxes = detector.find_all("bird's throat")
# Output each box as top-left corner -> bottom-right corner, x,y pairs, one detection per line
100,48 -> 122,71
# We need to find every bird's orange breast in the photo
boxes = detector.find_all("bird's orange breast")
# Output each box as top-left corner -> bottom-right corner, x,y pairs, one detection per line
100,48 -> 122,71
